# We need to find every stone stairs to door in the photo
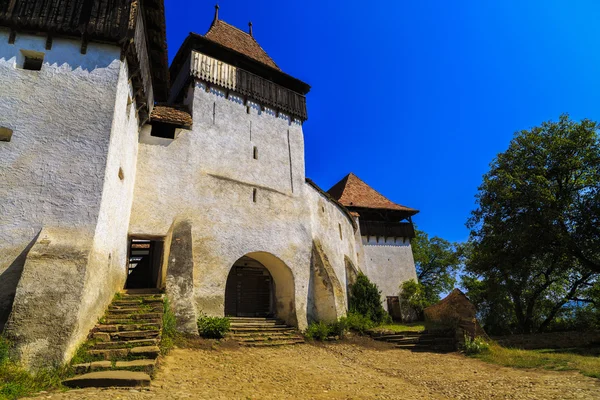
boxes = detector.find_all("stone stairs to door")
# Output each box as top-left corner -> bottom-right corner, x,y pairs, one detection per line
228,317 -> 305,346
372,330 -> 456,352
62,289 -> 164,388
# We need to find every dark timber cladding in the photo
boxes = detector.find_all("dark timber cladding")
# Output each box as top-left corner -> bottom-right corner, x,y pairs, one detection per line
170,25 -> 311,121
0,0 -> 170,120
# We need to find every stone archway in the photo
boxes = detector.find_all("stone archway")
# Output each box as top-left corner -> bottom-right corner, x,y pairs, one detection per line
224,252 -> 297,327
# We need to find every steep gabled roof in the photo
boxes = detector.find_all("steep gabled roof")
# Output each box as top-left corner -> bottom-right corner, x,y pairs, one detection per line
204,19 -> 280,71
327,173 -> 419,215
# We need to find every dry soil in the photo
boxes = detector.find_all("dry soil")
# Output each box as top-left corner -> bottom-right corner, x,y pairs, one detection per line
31,338 -> 600,399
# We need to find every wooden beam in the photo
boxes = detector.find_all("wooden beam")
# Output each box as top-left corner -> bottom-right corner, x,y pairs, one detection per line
45,34 -> 53,50
8,30 -> 16,44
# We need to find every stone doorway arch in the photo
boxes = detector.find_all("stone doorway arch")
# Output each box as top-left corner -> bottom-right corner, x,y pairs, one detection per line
224,252 -> 297,326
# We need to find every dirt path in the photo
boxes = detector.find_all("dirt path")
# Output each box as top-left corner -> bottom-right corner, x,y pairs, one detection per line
32,339 -> 600,399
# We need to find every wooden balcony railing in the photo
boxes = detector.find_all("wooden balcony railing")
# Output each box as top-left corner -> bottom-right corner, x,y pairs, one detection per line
359,220 -> 415,239
191,51 -> 307,120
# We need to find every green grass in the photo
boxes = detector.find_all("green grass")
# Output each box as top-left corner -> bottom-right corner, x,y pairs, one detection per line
0,337 -> 67,400
371,322 -> 426,333
471,343 -> 600,379
160,297 -> 177,355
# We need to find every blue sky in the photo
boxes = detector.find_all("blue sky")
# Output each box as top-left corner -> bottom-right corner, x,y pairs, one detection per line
165,0 -> 600,243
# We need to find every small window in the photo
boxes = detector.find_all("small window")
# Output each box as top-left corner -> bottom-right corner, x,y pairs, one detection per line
0,127 -> 12,142
253,146 -> 258,160
339,223 -> 343,240
20,50 -> 44,71
253,188 -> 257,203
126,96 -> 132,119
151,122 -> 176,139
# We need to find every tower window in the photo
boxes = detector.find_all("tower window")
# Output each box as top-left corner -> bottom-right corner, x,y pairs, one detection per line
339,223 -> 343,240
20,50 -> 44,71
253,188 -> 257,203
0,127 -> 13,142
253,146 -> 258,160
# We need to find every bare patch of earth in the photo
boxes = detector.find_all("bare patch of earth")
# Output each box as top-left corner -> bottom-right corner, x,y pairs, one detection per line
32,338 -> 600,399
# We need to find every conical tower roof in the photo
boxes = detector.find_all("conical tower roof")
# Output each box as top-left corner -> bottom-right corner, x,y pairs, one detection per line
204,7 -> 280,70
327,173 -> 418,215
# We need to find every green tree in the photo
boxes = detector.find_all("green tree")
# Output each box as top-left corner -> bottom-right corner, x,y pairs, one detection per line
348,273 -> 389,324
409,228 -> 462,305
466,114 -> 600,334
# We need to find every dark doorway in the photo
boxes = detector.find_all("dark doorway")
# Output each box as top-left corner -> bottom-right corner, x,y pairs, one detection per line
126,238 -> 164,289
225,257 -> 274,317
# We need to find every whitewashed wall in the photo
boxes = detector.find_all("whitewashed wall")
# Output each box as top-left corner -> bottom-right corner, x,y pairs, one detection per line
0,31 -> 135,367
130,80 -> 357,329
362,236 -> 417,310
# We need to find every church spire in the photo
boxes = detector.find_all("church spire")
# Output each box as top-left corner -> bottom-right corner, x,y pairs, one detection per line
211,4 -> 219,27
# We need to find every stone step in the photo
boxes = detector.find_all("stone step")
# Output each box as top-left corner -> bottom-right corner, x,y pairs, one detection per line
63,371 -> 151,388
95,323 -> 161,333
72,361 -> 112,374
231,327 -> 295,332
102,318 -> 162,325
105,312 -> 162,320
236,335 -> 304,343
122,289 -> 163,295
111,330 -> 161,340
87,345 -> 160,360
108,307 -> 162,314
241,339 -> 304,347
90,339 -> 158,350
231,331 -> 297,338
228,317 -> 279,322
229,323 -> 287,328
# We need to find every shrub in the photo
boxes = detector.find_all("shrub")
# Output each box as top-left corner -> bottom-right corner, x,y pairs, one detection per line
463,335 -> 490,355
348,273 -> 390,324
304,321 -> 331,341
344,312 -> 376,334
197,315 -> 230,339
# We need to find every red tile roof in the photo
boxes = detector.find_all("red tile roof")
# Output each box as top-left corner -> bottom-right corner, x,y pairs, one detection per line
327,173 -> 418,214
150,105 -> 192,127
204,19 -> 280,71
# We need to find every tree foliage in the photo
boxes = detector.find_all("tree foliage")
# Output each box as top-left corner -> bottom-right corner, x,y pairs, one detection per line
410,228 -> 462,305
465,114 -> 600,334
348,273 -> 389,324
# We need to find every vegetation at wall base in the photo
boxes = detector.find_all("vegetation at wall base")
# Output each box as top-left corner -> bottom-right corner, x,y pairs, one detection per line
348,273 -> 391,325
0,336 -> 66,400
197,315 -> 231,339
462,335 -> 490,355
161,297 -> 177,354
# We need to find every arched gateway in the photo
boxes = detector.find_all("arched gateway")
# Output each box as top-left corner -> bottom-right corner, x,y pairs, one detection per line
225,256 -> 274,317
224,252 -> 297,325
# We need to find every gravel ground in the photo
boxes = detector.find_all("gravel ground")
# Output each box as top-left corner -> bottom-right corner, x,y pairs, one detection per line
31,338 -> 600,400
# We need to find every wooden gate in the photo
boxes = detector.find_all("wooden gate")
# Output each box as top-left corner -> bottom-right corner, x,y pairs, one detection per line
225,259 -> 273,317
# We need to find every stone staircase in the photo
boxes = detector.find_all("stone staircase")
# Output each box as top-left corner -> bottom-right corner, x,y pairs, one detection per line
228,317 -> 305,347
372,330 -> 456,352
62,289 -> 164,388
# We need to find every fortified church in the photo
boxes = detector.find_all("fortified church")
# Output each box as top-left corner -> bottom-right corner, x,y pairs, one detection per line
0,0 -> 419,369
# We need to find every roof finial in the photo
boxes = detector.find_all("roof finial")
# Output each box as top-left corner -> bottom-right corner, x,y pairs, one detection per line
214,4 -> 219,22
248,21 -> 253,37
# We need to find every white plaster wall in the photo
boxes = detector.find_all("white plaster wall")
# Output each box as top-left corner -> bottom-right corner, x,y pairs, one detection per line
131,77 -> 362,328
131,81 -> 312,328
74,58 -> 141,355
305,185 -> 360,312
362,236 -> 417,310
0,31 -> 123,333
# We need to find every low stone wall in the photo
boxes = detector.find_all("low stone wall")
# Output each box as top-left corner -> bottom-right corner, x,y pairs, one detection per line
493,331 -> 600,350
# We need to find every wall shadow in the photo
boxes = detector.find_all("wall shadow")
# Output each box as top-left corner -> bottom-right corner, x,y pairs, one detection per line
0,232 -> 40,333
